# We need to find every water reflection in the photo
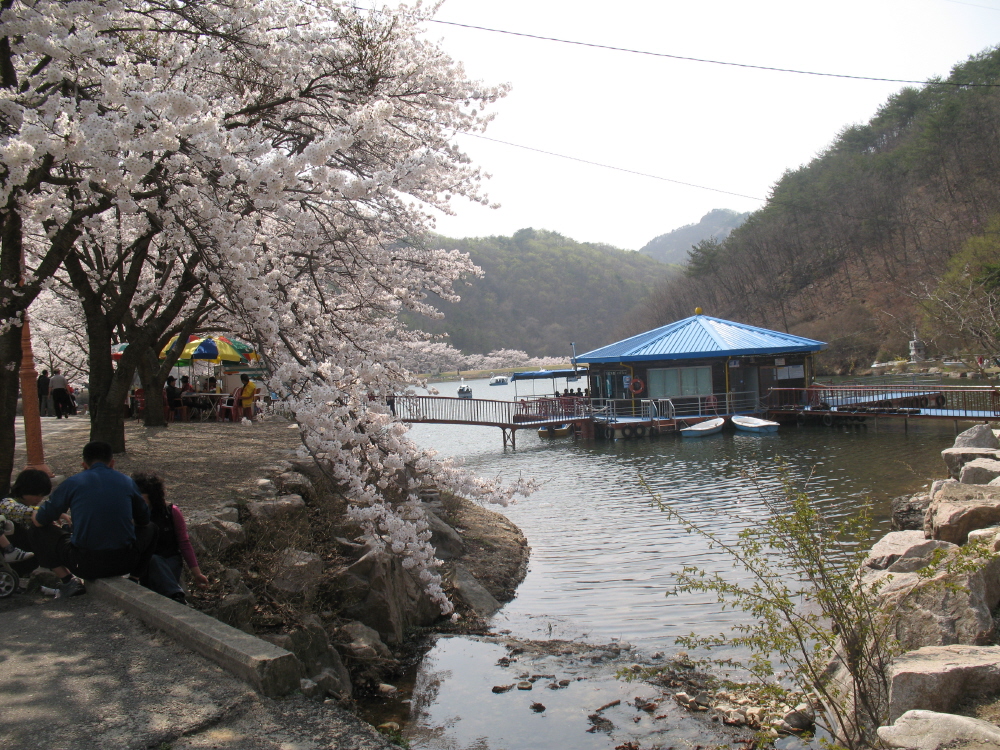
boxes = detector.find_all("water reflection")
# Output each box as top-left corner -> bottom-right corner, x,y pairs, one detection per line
402,377 -> 957,747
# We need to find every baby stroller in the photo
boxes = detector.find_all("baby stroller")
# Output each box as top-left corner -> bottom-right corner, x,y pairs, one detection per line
0,516 -> 24,597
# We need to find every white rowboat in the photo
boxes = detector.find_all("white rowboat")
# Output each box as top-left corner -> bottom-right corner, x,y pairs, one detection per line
679,417 -> 725,437
732,415 -> 779,433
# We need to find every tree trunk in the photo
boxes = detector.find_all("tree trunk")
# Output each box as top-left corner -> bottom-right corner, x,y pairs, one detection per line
137,352 -> 167,427
0,322 -> 23,496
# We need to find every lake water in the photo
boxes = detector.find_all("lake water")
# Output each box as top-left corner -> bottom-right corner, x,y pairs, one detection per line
396,376 -> 959,749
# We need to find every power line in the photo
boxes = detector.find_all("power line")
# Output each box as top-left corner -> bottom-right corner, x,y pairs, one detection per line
427,17 -> 1000,87
461,132 -> 765,202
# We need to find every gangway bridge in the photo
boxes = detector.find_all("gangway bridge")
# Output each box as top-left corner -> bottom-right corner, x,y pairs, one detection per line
396,383 -> 1000,448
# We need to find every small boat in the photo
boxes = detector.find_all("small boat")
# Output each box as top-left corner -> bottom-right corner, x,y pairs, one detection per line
538,423 -> 573,437
457,384 -> 473,399
732,415 -> 779,433
679,417 -> 725,437
489,374 -> 510,386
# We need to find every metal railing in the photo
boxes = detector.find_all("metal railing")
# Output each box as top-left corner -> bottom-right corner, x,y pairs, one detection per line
394,395 -> 590,426
591,390 -> 759,422
763,385 -> 1000,418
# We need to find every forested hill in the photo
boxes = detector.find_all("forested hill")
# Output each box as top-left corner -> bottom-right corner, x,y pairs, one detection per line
633,45 -> 1000,373
412,229 -> 676,357
639,208 -> 750,264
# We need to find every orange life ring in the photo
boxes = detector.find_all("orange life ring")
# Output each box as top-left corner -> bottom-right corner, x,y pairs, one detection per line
629,377 -> 645,395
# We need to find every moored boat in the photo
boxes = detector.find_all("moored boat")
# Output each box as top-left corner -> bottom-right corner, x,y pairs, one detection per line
679,416 -> 725,437
538,423 -> 573,437
732,415 -> 779,433
489,374 -> 510,386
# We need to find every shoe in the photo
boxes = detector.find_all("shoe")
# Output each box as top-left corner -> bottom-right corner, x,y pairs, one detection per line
54,577 -> 86,598
3,547 -> 33,563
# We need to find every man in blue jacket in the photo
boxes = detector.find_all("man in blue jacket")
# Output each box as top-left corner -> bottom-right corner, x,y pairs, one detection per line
30,441 -> 157,598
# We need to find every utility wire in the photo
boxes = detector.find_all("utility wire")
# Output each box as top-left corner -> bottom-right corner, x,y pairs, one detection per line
427,17 -> 1000,87
462,132 -> 765,202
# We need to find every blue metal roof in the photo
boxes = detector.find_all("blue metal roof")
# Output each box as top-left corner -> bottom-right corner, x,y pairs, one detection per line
576,315 -> 827,364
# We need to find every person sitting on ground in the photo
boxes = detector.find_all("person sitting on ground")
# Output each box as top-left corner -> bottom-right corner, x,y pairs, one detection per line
132,472 -> 209,604
0,469 -> 55,564
30,441 -> 157,597
239,373 -> 256,419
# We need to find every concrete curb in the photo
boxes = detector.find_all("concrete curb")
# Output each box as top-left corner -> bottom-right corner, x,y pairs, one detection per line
89,578 -> 302,696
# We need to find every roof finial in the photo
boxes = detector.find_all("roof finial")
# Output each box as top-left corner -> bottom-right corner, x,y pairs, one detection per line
695,307 -> 703,315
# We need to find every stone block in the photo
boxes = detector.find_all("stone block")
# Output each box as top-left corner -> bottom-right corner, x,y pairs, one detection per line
188,519 -> 246,558
270,548 -> 324,600
879,710 -> 1000,749
246,494 -> 306,522
954,424 -> 1000,449
941,448 -> 1000,480
90,578 -> 301,696
451,563 -> 501,617
425,509 -> 465,559
891,494 -> 932,531
864,530 -> 953,572
277,471 -> 315,502
925,482 -> 1000,543
960,458 -> 1000,485
888,645 -> 1000,721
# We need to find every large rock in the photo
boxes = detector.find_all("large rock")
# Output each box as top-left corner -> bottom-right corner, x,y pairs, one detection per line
450,563 -> 501,617
425,509 -> 465,560
263,615 -> 353,699
879,710 -> 1000,749
942,448 -> 1000,480
925,483 -> 1000,543
339,550 -> 440,644
187,518 -> 246,558
955,424 -> 1000,449
863,531 -> 955,573
340,620 -> 393,659
887,646 -> 1000,722
891,494 -> 932,531
870,555 -> 1000,651
276,471 -> 315,503
270,548 -> 324,601
961,458 -> 1000,485
207,580 -> 257,633
246,494 -> 306,521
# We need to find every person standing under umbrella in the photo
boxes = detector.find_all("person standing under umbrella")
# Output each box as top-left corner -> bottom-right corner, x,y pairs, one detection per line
239,374 -> 257,420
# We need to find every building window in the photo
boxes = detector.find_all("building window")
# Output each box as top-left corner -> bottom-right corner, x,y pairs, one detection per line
647,366 -> 713,398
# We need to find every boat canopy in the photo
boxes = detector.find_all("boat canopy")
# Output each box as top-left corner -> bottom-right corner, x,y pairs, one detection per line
510,368 -> 584,381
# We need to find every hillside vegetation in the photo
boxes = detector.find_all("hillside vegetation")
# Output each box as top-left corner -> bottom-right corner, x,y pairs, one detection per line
634,46 -> 1000,373
412,228 -> 676,357
639,208 -> 749,265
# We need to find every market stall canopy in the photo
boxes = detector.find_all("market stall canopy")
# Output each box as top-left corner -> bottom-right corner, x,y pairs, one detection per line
159,335 -> 257,364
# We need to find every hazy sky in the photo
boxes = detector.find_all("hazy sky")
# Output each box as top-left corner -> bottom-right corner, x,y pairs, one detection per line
397,0 -> 1000,250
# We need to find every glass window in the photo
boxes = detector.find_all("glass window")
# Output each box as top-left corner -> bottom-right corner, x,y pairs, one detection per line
649,366 -> 712,398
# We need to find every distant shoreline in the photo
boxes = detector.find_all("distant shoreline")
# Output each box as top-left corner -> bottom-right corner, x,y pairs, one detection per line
423,364 -> 573,383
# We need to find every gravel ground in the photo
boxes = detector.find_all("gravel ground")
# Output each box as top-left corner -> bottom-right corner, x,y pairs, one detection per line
13,415 -> 302,512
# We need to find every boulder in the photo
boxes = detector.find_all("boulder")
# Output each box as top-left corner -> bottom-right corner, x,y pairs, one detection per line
252,478 -> 278,497
246,494 -> 306,522
339,550 -> 440,644
424,509 -> 465,560
187,518 -> 246,558
276,471 -> 315,503
891,494 -> 932,531
968,527 -> 1000,550
449,563 -> 501,617
954,424 -> 1000,449
941,448 -> 1000,480
930,478 -> 958,497
270,548 -> 324,601
925,483 -> 1000,543
864,531 -> 954,572
339,620 -> 393,659
264,615 -> 353,699
879,710 -> 1000,749
207,580 -> 256,633
961,458 -> 1000,485
887,646 -> 1000,722
869,555 -> 1000,651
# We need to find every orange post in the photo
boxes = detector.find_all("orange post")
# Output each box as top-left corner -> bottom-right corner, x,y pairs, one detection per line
18,312 -> 52,476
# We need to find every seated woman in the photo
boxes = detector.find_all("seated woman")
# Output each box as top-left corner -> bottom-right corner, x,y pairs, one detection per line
164,375 -> 187,422
0,469 -> 53,563
131,472 -> 208,603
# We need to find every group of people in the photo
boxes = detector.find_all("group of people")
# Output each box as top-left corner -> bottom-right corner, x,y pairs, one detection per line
0,441 -> 207,603
36,369 -> 78,419
163,373 -> 258,422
